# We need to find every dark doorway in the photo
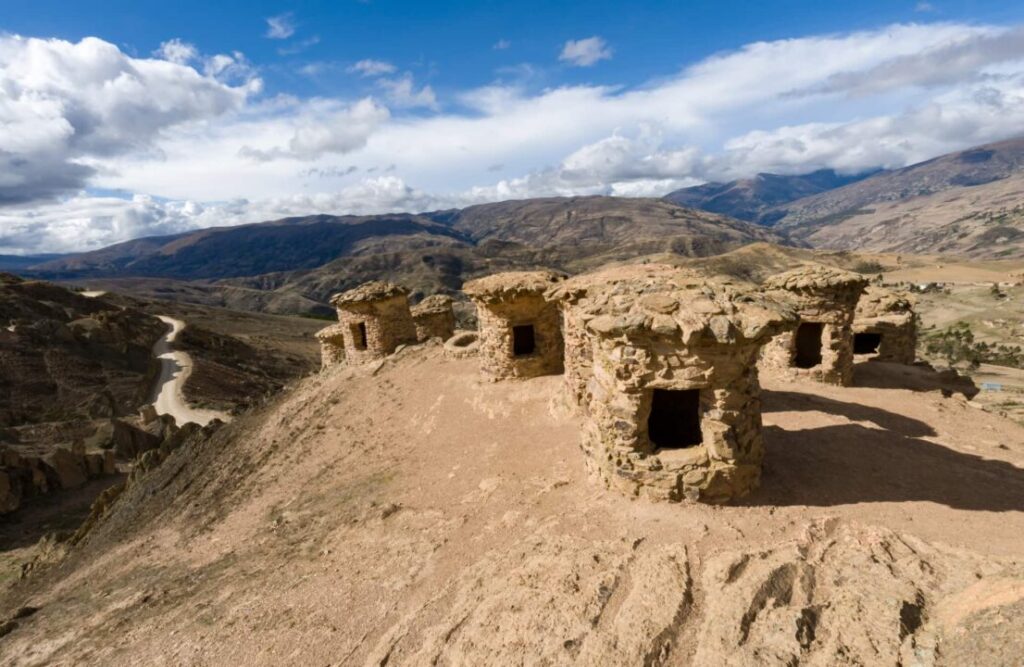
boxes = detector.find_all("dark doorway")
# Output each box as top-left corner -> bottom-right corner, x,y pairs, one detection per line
794,322 -> 824,368
350,322 -> 368,350
854,332 -> 882,354
512,324 -> 536,356
648,389 -> 702,449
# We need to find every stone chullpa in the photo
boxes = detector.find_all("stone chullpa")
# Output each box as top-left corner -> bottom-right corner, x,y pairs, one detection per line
463,271 -> 566,380
411,294 -> 456,342
852,286 -> 917,364
329,281 -> 418,365
548,264 -> 796,504
759,265 -> 868,386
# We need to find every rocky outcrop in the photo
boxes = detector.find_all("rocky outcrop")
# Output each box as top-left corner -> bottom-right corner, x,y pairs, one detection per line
111,414 -> 177,459
0,438 -> 117,515
369,518 -> 1024,665
0,274 -> 165,426
694,519 -> 1024,666
19,419 -> 221,577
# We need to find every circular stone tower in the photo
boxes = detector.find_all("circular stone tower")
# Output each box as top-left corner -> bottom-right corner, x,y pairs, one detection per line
463,271 -> 565,380
759,265 -> 868,386
411,294 -> 456,342
551,265 -> 796,504
330,281 -> 418,365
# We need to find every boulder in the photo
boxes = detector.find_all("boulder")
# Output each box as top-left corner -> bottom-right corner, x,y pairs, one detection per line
42,447 -> 88,490
111,414 -> 177,459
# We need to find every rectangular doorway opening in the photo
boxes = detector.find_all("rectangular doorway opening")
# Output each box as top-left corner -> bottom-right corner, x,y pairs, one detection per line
853,332 -> 882,355
648,389 -> 702,449
794,322 -> 824,369
512,324 -> 536,356
350,322 -> 368,351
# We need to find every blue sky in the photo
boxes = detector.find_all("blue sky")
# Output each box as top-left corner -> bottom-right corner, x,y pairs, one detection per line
2,1 -> 1024,252
8,0 -> 1024,103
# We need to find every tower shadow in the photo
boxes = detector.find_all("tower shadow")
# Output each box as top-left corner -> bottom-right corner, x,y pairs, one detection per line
751,390 -> 1023,511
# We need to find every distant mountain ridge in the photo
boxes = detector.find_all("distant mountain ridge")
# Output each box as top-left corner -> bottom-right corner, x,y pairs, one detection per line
664,137 -> 1024,259
0,254 -> 66,271
663,169 -> 874,225
23,196 -> 784,290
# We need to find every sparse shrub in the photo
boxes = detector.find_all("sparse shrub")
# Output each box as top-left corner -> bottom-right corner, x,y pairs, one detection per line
852,260 -> 885,274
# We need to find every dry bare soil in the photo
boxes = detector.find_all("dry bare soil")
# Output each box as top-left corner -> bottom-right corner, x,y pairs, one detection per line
1,342 -> 1022,666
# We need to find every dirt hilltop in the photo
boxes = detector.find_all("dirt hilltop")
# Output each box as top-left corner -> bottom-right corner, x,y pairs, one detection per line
1,339 -> 1023,665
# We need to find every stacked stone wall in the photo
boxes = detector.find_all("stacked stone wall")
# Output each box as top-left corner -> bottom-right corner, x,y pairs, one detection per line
581,332 -> 765,504
411,296 -> 456,342
759,291 -> 861,386
314,323 -> 347,369
560,306 -> 594,412
475,294 -> 563,380
336,294 -> 417,365
853,287 -> 917,364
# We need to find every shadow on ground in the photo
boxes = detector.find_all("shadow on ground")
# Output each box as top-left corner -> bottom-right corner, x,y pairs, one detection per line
853,360 -> 979,399
755,389 -> 1023,511
0,476 -> 124,553
763,389 -> 936,437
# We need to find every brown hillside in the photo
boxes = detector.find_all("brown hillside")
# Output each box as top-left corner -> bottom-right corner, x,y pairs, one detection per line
2,344 -> 1023,665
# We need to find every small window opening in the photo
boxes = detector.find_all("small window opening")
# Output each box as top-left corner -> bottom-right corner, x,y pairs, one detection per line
648,389 -> 702,449
350,322 -> 368,351
794,322 -> 824,369
853,332 -> 882,355
512,324 -> 536,356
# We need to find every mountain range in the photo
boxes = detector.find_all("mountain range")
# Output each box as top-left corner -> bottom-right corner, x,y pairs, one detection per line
21,197 -> 782,312
5,136 -> 1023,317
665,136 -> 1024,258
663,169 -> 874,225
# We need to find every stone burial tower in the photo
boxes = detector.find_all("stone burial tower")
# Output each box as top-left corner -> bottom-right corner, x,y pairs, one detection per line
410,294 -> 456,342
549,264 -> 796,504
852,286 -> 917,364
314,323 -> 347,369
462,271 -> 565,380
759,265 -> 868,386
329,281 -> 418,365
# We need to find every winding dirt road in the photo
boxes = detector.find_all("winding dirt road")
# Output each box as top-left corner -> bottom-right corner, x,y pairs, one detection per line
149,316 -> 229,427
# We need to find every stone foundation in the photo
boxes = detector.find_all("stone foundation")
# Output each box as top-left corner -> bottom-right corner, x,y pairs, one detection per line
443,331 -> 480,359
411,295 -> 456,342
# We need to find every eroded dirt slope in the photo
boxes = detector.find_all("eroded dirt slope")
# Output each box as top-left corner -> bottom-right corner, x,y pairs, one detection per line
1,347 -> 1023,665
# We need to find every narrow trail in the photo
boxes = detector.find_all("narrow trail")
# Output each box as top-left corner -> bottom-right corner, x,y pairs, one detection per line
149,315 -> 229,427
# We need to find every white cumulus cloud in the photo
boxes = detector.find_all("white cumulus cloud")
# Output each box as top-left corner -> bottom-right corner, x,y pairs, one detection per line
559,36 -> 613,67
155,38 -> 198,65
0,35 -> 257,204
377,74 -> 438,110
347,59 -> 397,77
238,98 -> 390,161
6,21 -> 1024,253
